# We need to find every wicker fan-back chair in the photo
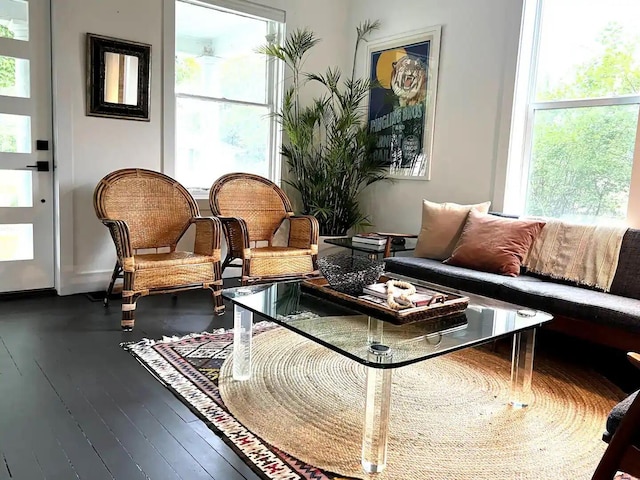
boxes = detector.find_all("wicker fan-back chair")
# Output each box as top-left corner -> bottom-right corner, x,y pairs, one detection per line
94,168 -> 224,330
209,173 -> 319,285
592,352 -> 640,480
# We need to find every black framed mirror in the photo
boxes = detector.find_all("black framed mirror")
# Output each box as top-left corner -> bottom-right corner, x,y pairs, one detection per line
86,33 -> 151,121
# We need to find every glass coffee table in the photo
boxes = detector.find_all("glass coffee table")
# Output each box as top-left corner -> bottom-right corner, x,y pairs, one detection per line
222,276 -> 553,474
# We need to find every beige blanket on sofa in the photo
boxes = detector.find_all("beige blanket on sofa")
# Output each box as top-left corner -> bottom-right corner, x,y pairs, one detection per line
523,219 -> 626,291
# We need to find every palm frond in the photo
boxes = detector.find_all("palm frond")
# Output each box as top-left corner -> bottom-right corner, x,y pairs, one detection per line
356,20 -> 381,42
272,20 -> 388,235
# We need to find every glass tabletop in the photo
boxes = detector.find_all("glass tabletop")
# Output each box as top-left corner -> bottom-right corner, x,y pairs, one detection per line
324,236 -> 417,254
222,278 -> 553,369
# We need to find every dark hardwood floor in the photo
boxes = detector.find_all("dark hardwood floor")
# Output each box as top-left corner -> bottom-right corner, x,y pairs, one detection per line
1,282 -> 639,479
0,283 -> 260,480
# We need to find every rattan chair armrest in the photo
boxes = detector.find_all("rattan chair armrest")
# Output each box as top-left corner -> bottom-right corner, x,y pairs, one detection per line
627,352 -> 640,371
216,216 -> 250,258
101,219 -> 132,260
288,215 -> 319,249
190,217 -> 222,257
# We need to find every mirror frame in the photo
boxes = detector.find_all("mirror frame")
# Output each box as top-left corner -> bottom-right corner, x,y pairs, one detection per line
86,33 -> 152,121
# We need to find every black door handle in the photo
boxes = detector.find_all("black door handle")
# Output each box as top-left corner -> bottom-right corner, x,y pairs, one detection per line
25,161 -> 50,172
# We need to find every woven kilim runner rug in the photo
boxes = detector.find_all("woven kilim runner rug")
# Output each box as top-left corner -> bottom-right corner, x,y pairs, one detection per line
124,323 -> 346,480
124,323 -> 628,480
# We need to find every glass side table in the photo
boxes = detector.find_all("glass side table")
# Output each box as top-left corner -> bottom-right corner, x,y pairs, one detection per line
324,234 -> 418,260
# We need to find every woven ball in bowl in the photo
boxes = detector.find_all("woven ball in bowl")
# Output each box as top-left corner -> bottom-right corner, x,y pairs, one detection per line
318,253 -> 384,296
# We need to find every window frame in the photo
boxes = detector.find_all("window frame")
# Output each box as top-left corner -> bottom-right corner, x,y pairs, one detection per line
163,0 -> 285,198
505,0 -> 640,222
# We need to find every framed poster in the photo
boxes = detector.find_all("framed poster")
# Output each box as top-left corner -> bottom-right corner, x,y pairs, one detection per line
366,26 -> 441,180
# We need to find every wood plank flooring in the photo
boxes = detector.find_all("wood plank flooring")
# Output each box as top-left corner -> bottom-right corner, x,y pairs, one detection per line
0,285 -> 638,479
0,287 -> 259,480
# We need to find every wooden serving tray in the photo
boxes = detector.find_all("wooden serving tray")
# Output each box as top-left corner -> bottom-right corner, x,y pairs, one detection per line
301,276 -> 470,325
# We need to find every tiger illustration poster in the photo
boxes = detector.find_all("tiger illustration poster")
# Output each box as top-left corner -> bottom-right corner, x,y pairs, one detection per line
367,29 -> 440,179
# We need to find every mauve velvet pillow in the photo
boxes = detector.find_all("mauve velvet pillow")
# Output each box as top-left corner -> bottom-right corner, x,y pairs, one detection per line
445,211 -> 545,276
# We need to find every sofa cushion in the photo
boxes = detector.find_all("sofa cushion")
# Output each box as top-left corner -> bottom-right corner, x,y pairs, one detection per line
445,211 -> 545,276
499,275 -> 640,331
610,229 -> 640,300
384,257 -> 507,298
414,200 -> 491,261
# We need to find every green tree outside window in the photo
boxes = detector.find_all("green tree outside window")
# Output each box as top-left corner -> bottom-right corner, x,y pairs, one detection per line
526,24 -> 640,221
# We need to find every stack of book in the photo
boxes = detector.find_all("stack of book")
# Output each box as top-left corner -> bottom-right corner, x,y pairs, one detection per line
359,282 -> 446,308
352,233 -> 388,247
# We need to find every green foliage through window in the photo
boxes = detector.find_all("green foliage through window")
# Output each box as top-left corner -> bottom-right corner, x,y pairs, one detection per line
526,23 -> 640,222
0,25 -> 15,89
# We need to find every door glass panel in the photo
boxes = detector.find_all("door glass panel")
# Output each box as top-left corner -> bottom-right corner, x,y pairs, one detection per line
0,56 -> 29,97
0,113 -> 30,152
0,223 -> 33,261
0,169 -> 31,206
0,0 -> 28,41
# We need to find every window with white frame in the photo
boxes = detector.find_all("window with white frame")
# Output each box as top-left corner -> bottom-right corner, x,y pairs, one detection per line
174,0 -> 283,196
506,0 -> 640,224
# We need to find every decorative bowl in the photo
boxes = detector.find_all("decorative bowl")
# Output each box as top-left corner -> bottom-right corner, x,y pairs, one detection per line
318,253 -> 385,296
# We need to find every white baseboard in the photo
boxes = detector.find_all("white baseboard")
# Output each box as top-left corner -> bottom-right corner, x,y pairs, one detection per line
59,270 -> 111,296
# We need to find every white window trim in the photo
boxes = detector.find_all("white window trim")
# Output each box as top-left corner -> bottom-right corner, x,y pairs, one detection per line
504,0 -> 543,216
162,0 -> 177,177
505,0 -> 640,222
162,0 -> 285,198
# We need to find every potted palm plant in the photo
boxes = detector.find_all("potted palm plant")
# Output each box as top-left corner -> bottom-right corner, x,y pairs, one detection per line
260,21 -> 389,237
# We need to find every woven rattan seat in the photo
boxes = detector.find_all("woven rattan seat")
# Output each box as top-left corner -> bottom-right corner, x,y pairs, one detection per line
249,247 -> 314,258
134,252 -> 219,269
94,168 -> 224,331
209,173 -> 319,284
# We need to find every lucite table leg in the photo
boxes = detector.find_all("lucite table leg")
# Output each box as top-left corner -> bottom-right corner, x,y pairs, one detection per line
510,328 -> 536,408
361,344 -> 393,473
233,304 -> 253,381
367,316 -> 384,346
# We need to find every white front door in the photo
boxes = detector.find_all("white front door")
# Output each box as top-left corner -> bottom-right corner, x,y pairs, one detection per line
0,0 -> 54,293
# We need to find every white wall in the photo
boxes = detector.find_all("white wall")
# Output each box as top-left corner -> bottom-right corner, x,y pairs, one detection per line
52,0 -> 164,295
52,0 -> 350,295
349,0 -> 524,234
52,0 -> 525,294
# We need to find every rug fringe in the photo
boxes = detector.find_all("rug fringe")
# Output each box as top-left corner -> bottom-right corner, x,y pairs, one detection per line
120,321 -> 275,349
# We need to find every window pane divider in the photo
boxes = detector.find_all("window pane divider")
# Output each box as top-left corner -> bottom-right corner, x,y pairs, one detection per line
532,95 -> 640,111
0,38 -> 29,60
176,92 -> 269,109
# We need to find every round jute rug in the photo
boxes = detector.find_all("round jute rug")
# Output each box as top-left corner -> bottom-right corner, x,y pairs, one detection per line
219,328 -> 622,480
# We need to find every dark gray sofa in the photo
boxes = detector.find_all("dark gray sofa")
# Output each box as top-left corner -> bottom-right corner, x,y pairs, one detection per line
384,229 -> 640,351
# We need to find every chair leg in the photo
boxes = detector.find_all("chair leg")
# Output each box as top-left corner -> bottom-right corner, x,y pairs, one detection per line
104,262 -> 122,307
212,285 -> 225,315
121,271 -> 138,331
121,294 -> 139,331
